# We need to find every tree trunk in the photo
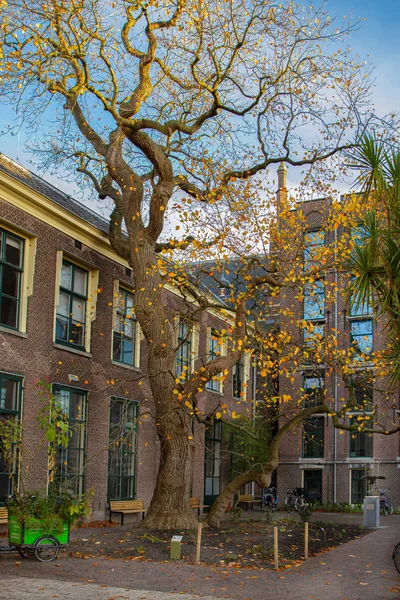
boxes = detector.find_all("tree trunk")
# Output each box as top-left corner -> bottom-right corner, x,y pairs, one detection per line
205,469 -> 272,529
141,415 -> 198,529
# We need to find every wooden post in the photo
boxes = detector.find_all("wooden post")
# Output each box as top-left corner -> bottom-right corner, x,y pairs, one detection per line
273,526 -> 278,570
195,522 -> 202,565
304,521 -> 309,560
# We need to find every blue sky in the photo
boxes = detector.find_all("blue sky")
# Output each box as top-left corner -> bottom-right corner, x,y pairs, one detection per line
0,0 -> 399,203
327,0 -> 400,115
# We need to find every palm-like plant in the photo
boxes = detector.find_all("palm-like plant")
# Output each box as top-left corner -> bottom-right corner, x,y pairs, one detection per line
348,135 -> 400,385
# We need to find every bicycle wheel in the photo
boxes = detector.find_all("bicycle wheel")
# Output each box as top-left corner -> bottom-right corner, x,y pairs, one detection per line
34,536 -> 60,562
296,497 -> 306,510
17,547 -> 34,558
382,502 -> 388,517
393,543 -> 400,574
285,498 -> 294,513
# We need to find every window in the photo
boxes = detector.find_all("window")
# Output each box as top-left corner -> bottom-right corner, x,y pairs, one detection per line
0,228 -> 24,330
303,322 -> 325,363
176,318 -> 192,380
350,319 -> 373,359
304,280 -> 325,321
113,287 -> 138,367
350,373 -> 373,409
304,230 -> 324,270
204,419 -> 222,507
304,323 -> 325,347
303,469 -> 322,502
53,386 -> 87,497
302,373 -> 324,409
233,359 -> 245,399
56,261 -> 88,349
349,416 -> 373,458
108,397 -> 138,501
302,417 -> 324,459
206,329 -> 223,393
351,469 -> 369,504
0,374 -> 22,503
350,293 -> 372,318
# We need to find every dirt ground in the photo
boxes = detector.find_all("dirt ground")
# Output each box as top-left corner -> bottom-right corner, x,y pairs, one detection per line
68,517 -> 369,569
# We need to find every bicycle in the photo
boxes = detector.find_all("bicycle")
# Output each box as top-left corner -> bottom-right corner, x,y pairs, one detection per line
378,489 -> 394,516
285,488 -> 307,514
368,487 -> 394,516
263,487 -> 278,511
393,542 -> 400,573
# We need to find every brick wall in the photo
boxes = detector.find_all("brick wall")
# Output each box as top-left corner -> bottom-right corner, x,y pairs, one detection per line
0,198 -> 251,518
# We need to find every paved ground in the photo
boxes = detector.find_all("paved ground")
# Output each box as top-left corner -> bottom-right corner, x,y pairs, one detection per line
1,513 -> 399,600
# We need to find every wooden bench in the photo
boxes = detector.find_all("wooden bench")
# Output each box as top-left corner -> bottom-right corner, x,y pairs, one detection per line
0,507 -> 8,524
190,497 -> 209,515
238,494 -> 262,511
109,500 -> 146,525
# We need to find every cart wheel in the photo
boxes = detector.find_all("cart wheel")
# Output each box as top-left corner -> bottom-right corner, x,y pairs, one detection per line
34,536 -> 60,562
17,548 -> 34,558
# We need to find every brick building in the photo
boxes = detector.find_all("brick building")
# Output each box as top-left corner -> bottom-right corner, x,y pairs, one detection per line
275,165 -> 400,508
0,154 -> 253,518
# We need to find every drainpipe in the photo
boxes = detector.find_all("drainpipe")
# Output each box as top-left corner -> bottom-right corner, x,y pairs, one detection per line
251,364 -> 257,497
333,225 -> 338,504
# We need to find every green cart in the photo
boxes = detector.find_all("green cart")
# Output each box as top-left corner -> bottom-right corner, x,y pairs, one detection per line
4,515 -> 69,562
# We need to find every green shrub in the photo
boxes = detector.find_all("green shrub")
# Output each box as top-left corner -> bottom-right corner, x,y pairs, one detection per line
8,483 -> 92,534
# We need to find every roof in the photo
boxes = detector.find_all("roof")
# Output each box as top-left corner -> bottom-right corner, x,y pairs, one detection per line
0,153 -> 110,235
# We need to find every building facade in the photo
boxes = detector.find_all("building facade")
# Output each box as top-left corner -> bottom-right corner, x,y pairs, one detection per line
275,166 -> 400,508
0,154 -> 253,518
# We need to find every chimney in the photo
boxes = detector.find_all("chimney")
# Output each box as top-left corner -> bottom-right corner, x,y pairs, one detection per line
276,162 -> 288,207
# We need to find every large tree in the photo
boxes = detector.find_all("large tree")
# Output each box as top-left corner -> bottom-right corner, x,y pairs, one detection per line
0,0 -> 379,528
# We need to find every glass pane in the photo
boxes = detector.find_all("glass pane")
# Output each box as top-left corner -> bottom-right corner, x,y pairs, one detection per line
304,323 -> 325,347
70,392 -> 86,422
351,320 -> 373,336
122,339 -> 133,365
205,441 -> 213,476
213,478 -> 220,495
110,400 -> 122,426
351,470 -> 367,504
73,266 -> 87,296
5,235 -> 22,267
122,319 -> 133,338
303,376 -> 324,408
56,316 -> 68,341
70,322 -> 84,346
1,296 -> 17,328
108,477 -> 119,500
57,292 -> 69,317
68,448 -> 84,474
0,379 -> 18,411
304,470 -> 322,501
125,291 -> 134,310
122,453 -> 135,475
0,449 -> 9,472
2,265 -> 19,297
72,297 -> 85,323
205,477 -> 213,495
0,473 -> 11,499
121,477 -> 134,499
304,281 -> 325,320
55,389 -> 70,415
303,418 -> 324,458
113,332 -> 123,362
61,262 -> 72,290
70,424 -> 85,448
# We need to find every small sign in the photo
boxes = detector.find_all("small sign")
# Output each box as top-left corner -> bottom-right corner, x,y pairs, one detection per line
171,535 -> 183,542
